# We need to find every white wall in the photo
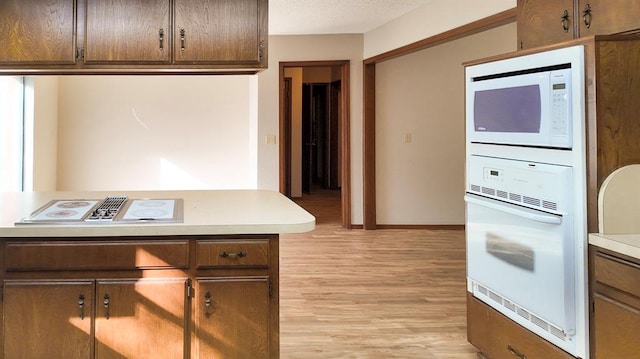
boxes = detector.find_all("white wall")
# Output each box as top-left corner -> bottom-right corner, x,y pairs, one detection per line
375,22 -> 517,225
258,34 -> 364,223
364,0 -> 516,58
56,76 -> 255,191
29,77 -> 59,191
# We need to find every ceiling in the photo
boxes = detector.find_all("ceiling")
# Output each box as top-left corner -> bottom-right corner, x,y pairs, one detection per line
269,0 -> 433,35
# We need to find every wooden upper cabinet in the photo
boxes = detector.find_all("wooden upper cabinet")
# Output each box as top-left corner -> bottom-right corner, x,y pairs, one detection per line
174,0 -> 266,64
518,0 -> 640,50
84,0 -> 171,63
577,0 -> 640,37
0,0 -> 76,64
517,0 -> 574,50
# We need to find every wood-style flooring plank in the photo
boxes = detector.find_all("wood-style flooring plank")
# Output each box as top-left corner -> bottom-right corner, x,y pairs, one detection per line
280,188 -> 478,358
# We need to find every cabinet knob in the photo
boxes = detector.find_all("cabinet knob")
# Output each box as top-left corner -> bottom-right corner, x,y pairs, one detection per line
582,4 -> 592,29
561,9 -> 570,33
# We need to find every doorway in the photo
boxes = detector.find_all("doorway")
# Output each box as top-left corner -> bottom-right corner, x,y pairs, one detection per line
279,61 -> 351,228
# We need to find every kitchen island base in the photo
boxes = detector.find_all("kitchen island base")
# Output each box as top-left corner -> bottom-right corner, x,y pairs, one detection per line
0,234 -> 280,359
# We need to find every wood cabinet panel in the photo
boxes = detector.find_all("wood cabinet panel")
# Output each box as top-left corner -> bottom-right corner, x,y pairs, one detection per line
174,0 -> 263,64
195,277 -> 270,359
594,252 -> 640,298
577,0 -> 640,37
95,278 -> 187,359
467,293 -> 573,359
0,235 -> 278,358
592,248 -> 640,359
0,0 -> 76,64
85,0 -> 171,63
3,280 -> 93,359
593,294 -> 640,359
5,240 -> 189,271
517,0 -> 574,49
518,1 -> 640,50
196,239 -> 269,268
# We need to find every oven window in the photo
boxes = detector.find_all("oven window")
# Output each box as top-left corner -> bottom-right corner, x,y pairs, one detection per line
474,85 -> 541,133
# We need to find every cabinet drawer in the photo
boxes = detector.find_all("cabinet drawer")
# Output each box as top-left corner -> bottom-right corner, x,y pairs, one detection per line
5,240 -> 189,271
467,293 -> 573,359
594,252 -> 640,298
196,240 -> 269,268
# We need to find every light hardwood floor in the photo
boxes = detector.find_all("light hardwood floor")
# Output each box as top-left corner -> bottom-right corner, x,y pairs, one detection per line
280,188 -> 479,359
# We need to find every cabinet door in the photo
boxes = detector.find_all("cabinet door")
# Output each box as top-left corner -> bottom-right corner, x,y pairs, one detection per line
577,0 -> 640,37
84,0 -> 170,63
174,0 -> 264,64
3,280 -> 94,359
0,0 -> 76,64
195,277 -> 270,359
95,278 -> 187,359
517,0 -> 575,50
593,294 -> 640,358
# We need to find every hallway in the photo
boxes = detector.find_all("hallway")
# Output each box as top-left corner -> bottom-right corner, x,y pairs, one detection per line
279,190 -> 477,358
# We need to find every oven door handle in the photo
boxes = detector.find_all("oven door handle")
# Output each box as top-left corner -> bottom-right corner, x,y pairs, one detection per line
464,194 -> 562,225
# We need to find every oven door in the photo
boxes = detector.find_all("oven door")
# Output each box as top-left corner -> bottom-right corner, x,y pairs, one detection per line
465,193 -> 576,342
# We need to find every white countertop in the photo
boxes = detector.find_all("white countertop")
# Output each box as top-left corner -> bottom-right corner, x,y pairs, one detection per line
589,233 -> 640,260
0,190 -> 315,237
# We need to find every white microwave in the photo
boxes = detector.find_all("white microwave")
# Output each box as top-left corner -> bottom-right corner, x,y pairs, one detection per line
466,46 -> 584,149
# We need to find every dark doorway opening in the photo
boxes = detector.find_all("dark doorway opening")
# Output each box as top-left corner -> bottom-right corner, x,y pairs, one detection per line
279,61 -> 351,228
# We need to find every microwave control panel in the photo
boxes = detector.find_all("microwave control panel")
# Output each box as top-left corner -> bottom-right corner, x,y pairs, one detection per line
550,69 -> 571,137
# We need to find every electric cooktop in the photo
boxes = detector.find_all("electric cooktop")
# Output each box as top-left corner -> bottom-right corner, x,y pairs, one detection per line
17,196 -> 183,225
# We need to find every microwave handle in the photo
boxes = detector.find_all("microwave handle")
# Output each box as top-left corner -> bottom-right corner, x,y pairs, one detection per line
464,194 -> 562,225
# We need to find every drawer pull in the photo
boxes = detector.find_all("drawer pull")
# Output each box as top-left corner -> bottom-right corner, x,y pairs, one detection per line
507,345 -> 527,359
219,251 -> 247,259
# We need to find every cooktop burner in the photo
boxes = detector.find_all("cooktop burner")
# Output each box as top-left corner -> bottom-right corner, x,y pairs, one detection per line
17,196 -> 183,225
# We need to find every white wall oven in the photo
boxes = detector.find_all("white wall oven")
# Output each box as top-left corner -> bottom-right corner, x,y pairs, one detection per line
465,45 -> 588,358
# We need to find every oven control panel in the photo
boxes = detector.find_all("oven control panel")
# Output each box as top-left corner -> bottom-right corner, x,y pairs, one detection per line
467,155 -> 573,214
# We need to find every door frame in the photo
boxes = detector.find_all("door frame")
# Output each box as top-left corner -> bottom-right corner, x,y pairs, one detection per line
279,60 -> 351,228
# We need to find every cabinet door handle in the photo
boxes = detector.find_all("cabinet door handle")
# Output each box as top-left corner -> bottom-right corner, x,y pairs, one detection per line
204,291 -> 212,318
78,294 -> 85,320
507,345 -> 527,359
561,9 -> 570,33
103,293 -> 110,320
219,251 -> 247,259
180,28 -> 186,51
159,28 -> 165,50
582,3 -> 592,29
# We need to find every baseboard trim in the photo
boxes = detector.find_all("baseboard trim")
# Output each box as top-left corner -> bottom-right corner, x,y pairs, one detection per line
374,225 -> 465,230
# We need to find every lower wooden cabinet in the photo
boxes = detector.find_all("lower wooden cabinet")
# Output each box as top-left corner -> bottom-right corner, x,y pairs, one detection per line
467,293 -> 573,359
3,280 -> 94,359
0,235 -> 278,359
194,277 -> 270,358
592,248 -> 640,359
95,279 -> 187,359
